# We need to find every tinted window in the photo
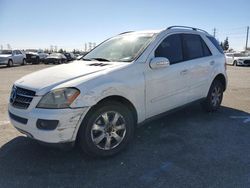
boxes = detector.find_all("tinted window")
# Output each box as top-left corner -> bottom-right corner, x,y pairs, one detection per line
201,38 -> 212,56
155,34 -> 183,64
207,36 -> 224,54
182,34 -> 203,60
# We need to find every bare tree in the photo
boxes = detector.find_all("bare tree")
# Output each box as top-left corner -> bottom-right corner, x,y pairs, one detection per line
7,44 -> 11,50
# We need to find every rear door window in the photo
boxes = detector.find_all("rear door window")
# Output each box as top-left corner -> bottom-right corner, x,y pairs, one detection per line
182,34 -> 204,60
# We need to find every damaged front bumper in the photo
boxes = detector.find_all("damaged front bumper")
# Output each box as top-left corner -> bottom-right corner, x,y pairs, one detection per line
8,104 -> 90,144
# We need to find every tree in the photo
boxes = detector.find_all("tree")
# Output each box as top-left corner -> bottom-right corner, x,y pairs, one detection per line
7,44 -> 11,50
223,37 -> 229,51
220,42 -> 223,50
44,48 -> 49,53
58,48 -> 64,53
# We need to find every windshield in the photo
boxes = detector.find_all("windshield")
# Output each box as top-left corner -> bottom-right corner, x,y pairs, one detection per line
84,33 -> 155,62
0,50 -> 12,54
234,53 -> 248,57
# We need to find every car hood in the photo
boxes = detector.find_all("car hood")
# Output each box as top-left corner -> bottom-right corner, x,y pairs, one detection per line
46,56 -> 62,59
0,54 -> 12,58
15,61 -> 128,94
26,52 -> 38,55
235,56 -> 250,60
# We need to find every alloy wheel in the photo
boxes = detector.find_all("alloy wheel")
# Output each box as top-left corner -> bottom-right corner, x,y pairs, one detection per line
91,111 -> 126,150
211,86 -> 222,107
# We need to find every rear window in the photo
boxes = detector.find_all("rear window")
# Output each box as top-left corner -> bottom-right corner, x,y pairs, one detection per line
207,36 -> 224,54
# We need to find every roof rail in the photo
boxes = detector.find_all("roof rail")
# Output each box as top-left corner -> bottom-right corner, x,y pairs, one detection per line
118,31 -> 134,35
166,26 -> 208,34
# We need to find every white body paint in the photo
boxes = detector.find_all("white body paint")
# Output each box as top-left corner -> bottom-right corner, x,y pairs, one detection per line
8,28 -> 227,143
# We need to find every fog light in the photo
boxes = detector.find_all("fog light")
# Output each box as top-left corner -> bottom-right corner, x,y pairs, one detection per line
36,119 -> 59,130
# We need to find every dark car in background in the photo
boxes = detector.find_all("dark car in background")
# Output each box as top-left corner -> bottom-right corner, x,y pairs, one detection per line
25,49 -> 48,64
44,53 -> 67,64
64,52 -> 76,62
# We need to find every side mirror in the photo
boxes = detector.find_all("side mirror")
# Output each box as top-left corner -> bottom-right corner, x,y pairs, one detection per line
150,57 -> 170,69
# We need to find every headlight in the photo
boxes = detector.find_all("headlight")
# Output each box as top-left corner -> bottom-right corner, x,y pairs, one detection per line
37,88 -> 80,109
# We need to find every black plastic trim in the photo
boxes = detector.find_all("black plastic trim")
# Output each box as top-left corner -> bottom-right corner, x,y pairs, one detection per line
9,111 -> 28,124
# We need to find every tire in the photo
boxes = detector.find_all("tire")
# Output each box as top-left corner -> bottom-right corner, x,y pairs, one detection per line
78,101 -> 135,157
22,59 -> 26,65
233,60 -> 237,66
7,60 -> 13,67
201,80 -> 223,112
34,57 -> 40,64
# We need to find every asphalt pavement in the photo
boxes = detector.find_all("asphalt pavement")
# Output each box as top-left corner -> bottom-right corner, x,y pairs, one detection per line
0,64 -> 250,188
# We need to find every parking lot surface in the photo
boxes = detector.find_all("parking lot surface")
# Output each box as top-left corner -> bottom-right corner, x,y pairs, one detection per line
0,64 -> 250,188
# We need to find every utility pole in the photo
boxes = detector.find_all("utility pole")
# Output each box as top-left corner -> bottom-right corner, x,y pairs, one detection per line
84,43 -> 87,52
245,26 -> 249,51
213,28 -> 216,38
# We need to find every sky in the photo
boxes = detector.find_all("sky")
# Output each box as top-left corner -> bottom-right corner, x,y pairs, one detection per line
0,0 -> 249,51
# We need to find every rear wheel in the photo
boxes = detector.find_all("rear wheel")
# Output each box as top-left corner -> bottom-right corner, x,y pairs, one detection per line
202,80 -> 223,112
78,101 -> 135,157
7,60 -> 13,67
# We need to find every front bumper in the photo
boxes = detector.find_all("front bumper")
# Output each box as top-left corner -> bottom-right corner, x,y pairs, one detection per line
8,104 -> 89,143
0,59 -> 8,65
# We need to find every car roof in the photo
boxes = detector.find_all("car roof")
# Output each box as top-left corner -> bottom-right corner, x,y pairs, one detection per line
120,27 -> 212,38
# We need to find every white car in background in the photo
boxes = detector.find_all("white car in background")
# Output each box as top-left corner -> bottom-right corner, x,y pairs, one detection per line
225,53 -> 250,66
0,50 -> 26,67
8,26 -> 227,157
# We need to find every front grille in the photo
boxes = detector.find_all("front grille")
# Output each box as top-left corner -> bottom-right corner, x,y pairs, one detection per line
244,60 -> 250,65
10,86 -> 36,109
26,54 -> 32,60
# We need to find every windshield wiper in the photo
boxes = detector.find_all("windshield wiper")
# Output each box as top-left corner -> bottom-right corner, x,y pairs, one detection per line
81,58 -> 92,61
90,58 -> 110,62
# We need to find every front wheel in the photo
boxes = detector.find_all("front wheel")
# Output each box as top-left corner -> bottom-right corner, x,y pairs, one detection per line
233,60 -> 238,66
7,60 -> 13,67
201,80 -> 223,112
34,57 -> 40,64
22,59 -> 26,65
78,101 -> 135,157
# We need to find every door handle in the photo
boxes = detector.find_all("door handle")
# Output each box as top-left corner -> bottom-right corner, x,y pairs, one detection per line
180,69 -> 188,75
210,61 -> 215,65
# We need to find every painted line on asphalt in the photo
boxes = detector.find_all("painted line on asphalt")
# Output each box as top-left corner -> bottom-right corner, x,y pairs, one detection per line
140,161 -> 173,184
230,116 -> 250,123
0,120 -> 10,126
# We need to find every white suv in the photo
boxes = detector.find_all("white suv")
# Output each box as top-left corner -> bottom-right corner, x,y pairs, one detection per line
8,26 -> 227,157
